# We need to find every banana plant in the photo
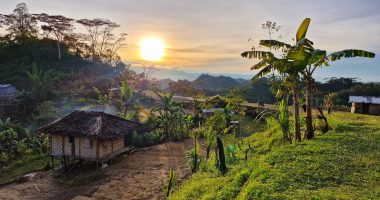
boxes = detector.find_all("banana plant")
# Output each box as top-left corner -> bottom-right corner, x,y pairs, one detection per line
114,80 -> 135,119
295,19 -> 375,139
241,18 -> 313,141
150,90 -> 184,139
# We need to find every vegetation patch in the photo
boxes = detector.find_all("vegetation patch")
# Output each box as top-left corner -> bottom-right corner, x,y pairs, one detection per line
0,154 -> 50,185
171,112 -> 380,199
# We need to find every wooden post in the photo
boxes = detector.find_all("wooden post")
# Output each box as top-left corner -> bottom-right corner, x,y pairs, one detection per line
51,156 -> 54,173
78,137 -> 81,158
111,139 -> 114,153
96,139 -> 99,172
61,135 -> 65,156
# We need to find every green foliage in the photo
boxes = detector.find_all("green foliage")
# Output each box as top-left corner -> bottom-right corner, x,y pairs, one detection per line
277,98 -> 292,144
0,154 -> 51,185
186,144 -> 200,173
296,18 -> 311,42
26,63 -> 56,103
171,112 -> 380,199
0,118 -> 28,167
330,49 -> 375,61
151,91 -> 190,140
164,168 -> 177,198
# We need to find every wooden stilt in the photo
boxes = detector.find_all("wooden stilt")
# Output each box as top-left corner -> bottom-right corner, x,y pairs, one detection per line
51,156 -> 54,173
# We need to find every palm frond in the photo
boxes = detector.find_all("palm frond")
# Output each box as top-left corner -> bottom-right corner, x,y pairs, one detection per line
250,60 -> 268,70
329,49 -> 375,61
259,40 -> 292,51
251,65 -> 273,83
296,18 -> 311,42
241,51 -> 274,59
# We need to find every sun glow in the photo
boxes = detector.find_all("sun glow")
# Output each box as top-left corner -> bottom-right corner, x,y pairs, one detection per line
140,37 -> 165,61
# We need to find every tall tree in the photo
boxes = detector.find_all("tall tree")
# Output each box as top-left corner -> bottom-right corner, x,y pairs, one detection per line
76,18 -> 126,63
36,13 -> 75,60
0,3 -> 38,43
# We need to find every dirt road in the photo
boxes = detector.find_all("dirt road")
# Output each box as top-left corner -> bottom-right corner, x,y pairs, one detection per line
0,139 -> 195,200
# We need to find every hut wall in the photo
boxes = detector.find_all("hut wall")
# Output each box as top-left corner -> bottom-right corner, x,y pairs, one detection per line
51,135 -> 97,159
369,104 -> 380,115
51,135 -> 63,156
76,137 -> 97,159
98,138 -> 124,159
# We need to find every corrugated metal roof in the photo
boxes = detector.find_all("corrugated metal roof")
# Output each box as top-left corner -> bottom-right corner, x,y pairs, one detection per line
349,96 -> 380,104
0,84 -> 12,88
0,84 -> 18,96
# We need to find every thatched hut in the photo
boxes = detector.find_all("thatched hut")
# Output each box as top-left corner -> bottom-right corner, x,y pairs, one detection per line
39,110 -> 142,171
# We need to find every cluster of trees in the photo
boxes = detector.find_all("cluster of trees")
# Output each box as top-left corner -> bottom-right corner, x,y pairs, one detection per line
0,118 -> 49,168
0,3 -> 126,64
242,18 -> 375,141
0,3 -> 131,120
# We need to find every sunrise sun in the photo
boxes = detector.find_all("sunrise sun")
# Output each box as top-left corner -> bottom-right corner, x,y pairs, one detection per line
140,37 -> 165,61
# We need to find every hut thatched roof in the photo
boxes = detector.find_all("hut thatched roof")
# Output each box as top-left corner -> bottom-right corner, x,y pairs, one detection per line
39,110 -> 142,139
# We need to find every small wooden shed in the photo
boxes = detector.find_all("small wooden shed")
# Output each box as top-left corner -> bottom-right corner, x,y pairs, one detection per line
349,96 -> 380,115
39,110 -> 142,171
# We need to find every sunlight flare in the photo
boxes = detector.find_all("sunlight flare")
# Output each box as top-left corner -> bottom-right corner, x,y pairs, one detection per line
140,37 -> 165,61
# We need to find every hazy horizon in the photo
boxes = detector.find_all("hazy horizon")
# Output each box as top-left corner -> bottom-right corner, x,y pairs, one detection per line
1,0 -> 379,81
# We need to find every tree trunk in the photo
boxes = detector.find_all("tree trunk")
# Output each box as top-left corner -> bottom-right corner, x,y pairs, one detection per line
216,136 -> 226,174
57,41 -> 61,60
305,78 -> 314,139
293,86 -> 301,142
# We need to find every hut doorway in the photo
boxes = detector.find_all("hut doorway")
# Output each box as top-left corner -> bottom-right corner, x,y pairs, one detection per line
69,136 -> 75,156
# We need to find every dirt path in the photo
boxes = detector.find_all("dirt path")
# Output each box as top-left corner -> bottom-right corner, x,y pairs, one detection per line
0,139 -> 195,200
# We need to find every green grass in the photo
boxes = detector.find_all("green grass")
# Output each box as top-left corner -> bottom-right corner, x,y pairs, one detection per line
0,154 -> 51,185
170,112 -> 380,199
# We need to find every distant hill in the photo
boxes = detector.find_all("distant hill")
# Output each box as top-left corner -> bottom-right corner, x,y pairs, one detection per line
191,74 -> 246,91
157,78 -> 173,90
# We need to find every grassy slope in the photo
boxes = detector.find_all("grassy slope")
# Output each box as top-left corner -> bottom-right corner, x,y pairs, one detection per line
0,154 -> 50,185
170,112 -> 380,199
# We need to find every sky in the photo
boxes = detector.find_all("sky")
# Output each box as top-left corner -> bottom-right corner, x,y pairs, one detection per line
1,0 -> 380,81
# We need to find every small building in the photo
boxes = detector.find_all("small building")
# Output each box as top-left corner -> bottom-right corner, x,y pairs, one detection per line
39,110 -> 143,171
349,96 -> 380,115
0,84 -> 19,105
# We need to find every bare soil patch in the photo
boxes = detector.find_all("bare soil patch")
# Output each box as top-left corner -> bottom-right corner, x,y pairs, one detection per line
0,139 -> 195,200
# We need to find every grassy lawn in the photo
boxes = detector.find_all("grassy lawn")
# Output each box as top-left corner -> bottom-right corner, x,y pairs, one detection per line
0,154 -> 51,185
170,112 -> 380,199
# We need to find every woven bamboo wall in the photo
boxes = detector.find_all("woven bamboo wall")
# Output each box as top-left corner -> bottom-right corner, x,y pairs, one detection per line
51,135 -> 97,159
99,138 -> 124,158
51,135 -> 63,156
75,137 -> 97,159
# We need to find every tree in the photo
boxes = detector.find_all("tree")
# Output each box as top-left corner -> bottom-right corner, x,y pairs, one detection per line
76,18 -> 127,63
205,111 -> 228,174
0,3 -> 38,43
151,91 -> 185,139
294,19 -> 375,139
241,19 -> 312,142
26,64 -> 56,103
36,13 -> 75,60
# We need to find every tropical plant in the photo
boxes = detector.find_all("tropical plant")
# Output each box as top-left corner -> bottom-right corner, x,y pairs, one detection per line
26,63 -> 56,104
254,98 -> 292,144
116,80 -> 135,118
241,19 -> 312,141
151,91 -> 188,139
205,111 -> 229,174
297,20 -> 375,139
0,118 -> 27,166
165,167 -> 176,197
